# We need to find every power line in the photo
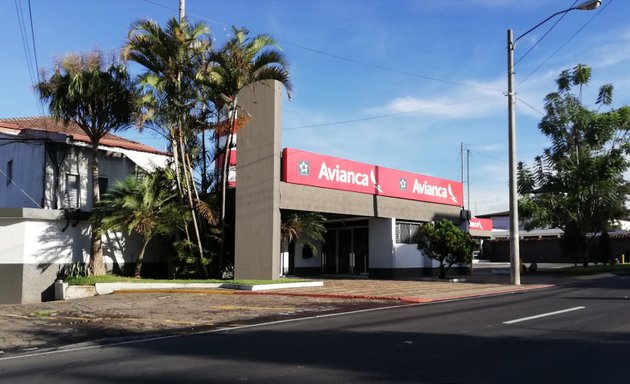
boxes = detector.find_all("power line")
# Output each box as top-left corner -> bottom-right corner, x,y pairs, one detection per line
0,167 -> 43,208
283,95 -> 499,130
27,0 -> 40,85
519,0 -> 610,85
514,1 -> 577,66
516,97 -> 545,116
14,0 -> 36,87
463,145 -> 506,164
140,0 -> 503,94
279,41 -> 503,93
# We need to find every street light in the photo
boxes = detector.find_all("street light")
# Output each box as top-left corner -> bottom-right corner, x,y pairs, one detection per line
507,0 -> 601,286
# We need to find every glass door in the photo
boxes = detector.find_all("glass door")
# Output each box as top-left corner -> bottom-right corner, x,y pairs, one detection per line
323,231 -> 337,274
337,229 -> 352,274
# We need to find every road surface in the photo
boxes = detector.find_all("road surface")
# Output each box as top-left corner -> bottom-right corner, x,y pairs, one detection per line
1,276 -> 628,383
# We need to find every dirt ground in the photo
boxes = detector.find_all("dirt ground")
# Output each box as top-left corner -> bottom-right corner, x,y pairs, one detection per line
0,290 -> 401,356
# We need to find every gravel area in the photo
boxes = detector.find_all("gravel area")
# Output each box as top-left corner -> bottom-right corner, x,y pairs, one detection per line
0,290 -> 401,356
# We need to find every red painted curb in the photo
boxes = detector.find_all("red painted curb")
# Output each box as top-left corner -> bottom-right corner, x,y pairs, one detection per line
233,284 -> 556,303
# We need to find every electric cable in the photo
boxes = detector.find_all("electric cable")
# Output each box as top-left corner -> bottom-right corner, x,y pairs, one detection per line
14,0 -> 36,87
516,97 -> 545,116
514,1 -> 577,66
0,167 -> 43,208
140,0 -> 503,93
519,0 -> 611,85
283,95 -> 500,130
27,0 -> 40,85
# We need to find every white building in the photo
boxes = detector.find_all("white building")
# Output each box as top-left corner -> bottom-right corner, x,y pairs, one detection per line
0,117 -> 171,304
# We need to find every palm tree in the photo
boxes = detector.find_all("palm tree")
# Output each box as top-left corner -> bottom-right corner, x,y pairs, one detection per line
96,170 -> 182,277
36,51 -> 136,276
124,17 -> 212,276
208,26 -> 293,266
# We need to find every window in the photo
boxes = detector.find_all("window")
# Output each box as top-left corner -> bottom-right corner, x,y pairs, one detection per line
396,221 -> 421,244
6,160 -> 12,186
65,174 -> 79,208
98,177 -> 109,197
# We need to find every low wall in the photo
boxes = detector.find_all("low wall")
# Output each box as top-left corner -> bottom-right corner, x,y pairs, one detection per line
483,235 -> 630,263
0,208 -> 171,304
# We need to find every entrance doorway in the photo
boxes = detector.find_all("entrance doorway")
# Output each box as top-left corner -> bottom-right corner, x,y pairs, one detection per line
323,226 -> 369,275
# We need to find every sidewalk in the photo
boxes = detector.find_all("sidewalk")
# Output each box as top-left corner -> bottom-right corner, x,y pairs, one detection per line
0,269 -> 590,357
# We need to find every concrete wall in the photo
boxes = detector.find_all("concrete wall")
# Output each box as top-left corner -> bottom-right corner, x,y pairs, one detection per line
368,218 -> 394,269
292,238 -> 323,276
368,217 -> 436,278
280,182 -> 461,222
0,208 -> 168,304
234,81 -> 283,280
484,236 -> 630,263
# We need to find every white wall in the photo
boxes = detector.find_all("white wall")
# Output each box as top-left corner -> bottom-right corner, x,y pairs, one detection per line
50,146 -> 139,211
369,218 -> 395,268
292,239 -> 323,270
369,217 -> 435,269
0,208 -> 170,303
0,210 -> 161,266
393,244 -> 436,268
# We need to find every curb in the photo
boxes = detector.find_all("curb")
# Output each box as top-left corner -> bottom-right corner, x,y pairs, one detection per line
233,283 -> 556,303
55,281 -> 325,300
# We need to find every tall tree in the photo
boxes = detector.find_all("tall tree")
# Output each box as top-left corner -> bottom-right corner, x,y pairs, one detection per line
95,170 -> 182,277
124,17 -> 213,276
518,64 -> 630,266
208,26 -> 293,267
36,51 -> 136,276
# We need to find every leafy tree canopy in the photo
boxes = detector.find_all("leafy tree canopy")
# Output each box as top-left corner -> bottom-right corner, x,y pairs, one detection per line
417,219 -> 474,279
518,64 -> 630,266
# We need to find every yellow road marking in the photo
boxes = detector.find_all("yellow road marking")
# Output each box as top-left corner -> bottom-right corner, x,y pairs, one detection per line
113,289 -> 235,295
209,305 -> 296,311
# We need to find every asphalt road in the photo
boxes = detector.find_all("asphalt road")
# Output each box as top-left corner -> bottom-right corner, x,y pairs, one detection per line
1,276 -> 629,384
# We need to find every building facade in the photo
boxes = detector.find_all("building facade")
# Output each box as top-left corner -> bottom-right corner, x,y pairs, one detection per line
232,81 -> 469,280
0,117 -> 171,303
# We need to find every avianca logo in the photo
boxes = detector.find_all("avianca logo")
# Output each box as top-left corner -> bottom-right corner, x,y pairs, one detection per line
412,179 -> 458,203
318,162 -> 369,186
469,221 -> 484,229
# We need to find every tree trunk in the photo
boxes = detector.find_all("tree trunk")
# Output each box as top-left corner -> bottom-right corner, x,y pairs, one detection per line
218,98 -> 239,275
178,133 -> 208,278
439,263 -> 446,279
134,238 -> 150,278
89,143 -> 106,276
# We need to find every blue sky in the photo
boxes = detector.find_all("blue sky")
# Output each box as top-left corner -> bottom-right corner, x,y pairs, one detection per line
2,0 -> 628,215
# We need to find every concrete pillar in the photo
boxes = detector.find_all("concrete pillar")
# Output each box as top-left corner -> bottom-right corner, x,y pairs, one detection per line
234,81 -> 283,280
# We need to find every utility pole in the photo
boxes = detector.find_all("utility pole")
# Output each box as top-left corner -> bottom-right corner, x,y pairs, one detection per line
460,142 -> 465,209
179,0 -> 185,22
467,149 -> 471,216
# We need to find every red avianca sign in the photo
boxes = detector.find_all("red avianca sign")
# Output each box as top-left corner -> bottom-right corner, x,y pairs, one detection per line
282,148 -> 463,207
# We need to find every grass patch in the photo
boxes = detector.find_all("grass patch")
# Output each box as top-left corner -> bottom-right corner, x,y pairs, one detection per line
537,263 -> 630,276
65,275 -> 311,286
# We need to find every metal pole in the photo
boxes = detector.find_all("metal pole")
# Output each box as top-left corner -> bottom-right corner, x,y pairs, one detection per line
507,29 -> 521,285
467,149 -> 471,215
461,142 -> 465,209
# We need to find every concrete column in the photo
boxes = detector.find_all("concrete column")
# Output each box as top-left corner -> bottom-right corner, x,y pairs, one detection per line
234,81 -> 283,280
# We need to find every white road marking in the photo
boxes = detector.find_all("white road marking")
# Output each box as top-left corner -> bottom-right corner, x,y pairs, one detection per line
503,306 -> 586,325
0,302 -> 409,362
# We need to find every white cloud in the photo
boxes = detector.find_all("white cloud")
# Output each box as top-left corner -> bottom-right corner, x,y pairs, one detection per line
372,77 -> 507,120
